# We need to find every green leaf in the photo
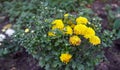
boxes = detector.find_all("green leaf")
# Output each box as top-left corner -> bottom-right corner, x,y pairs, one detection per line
77,64 -> 84,70
117,30 -> 120,38
72,61 -> 76,69
0,49 -> 4,56
52,61 -> 58,67
113,19 -> 120,29
108,11 -> 115,19
45,64 -> 50,70
39,59 -> 45,68
3,48 -> 9,55
65,65 -> 70,70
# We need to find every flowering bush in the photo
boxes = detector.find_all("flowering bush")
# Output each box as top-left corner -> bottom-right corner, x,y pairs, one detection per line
12,13 -> 106,70
1,1 -> 117,69
47,14 -> 101,66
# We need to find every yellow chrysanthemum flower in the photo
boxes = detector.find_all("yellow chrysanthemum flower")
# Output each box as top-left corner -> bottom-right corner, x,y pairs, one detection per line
60,53 -> 72,64
64,26 -> 73,35
76,17 -> 88,25
84,27 -> 95,39
74,24 -> 87,35
25,28 -> 30,33
52,19 -> 64,30
48,32 -> 55,36
69,35 -> 81,46
89,35 -> 101,45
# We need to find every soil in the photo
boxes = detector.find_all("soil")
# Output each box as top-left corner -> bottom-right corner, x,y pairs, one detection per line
0,50 -> 44,70
92,0 -> 120,70
0,0 -> 120,70
95,39 -> 120,70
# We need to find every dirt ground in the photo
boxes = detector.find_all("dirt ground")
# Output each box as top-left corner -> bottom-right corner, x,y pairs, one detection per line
0,50 -> 44,70
0,0 -> 120,70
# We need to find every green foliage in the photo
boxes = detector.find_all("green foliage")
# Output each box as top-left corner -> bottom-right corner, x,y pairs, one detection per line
47,0 -> 94,12
12,13 -> 105,70
1,0 -> 95,23
105,4 -> 120,39
2,0 -> 65,23
101,30 -> 117,47
0,0 -> 117,70
113,19 -> 120,38
0,3 -> 3,13
113,19 -> 120,29
0,38 -> 20,57
0,0 -> 11,2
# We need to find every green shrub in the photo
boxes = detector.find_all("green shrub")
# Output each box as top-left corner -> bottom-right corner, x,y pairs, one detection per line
1,0 -> 117,70
12,13 -> 110,70
105,5 -> 120,39
0,34 -> 20,57
45,0 -> 95,12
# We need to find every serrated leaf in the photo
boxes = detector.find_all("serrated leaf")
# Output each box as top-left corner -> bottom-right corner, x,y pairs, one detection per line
113,19 -> 120,29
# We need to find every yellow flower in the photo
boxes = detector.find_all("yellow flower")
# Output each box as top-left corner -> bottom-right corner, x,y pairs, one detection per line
84,27 -> 95,39
89,35 -> 101,45
69,35 -> 81,46
60,53 -> 72,64
64,26 -> 73,35
25,28 -> 29,33
48,32 -> 55,36
52,19 -> 64,30
76,16 -> 88,25
64,14 -> 69,17
74,24 -> 87,35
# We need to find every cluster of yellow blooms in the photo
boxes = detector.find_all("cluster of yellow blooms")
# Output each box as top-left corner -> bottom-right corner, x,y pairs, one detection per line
48,14 -> 101,64
60,53 -> 72,64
